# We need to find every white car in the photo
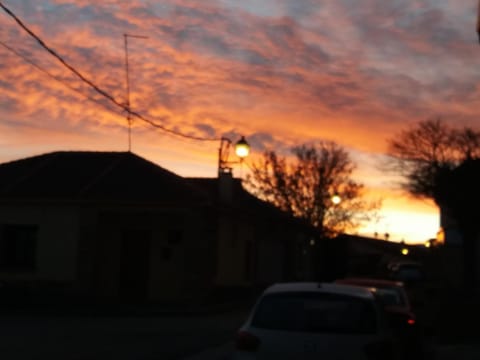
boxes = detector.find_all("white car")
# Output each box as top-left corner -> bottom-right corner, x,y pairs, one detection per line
233,282 -> 400,360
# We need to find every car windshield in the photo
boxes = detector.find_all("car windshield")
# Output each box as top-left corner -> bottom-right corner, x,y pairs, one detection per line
374,288 -> 405,307
397,267 -> 422,278
251,292 -> 377,334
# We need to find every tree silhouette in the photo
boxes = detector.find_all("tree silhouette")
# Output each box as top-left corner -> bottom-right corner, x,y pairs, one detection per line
386,118 -> 480,289
245,142 -> 380,237
387,118 -> 480,199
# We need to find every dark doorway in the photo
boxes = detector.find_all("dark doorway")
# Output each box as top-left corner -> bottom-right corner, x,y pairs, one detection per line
119,229 -> 151,301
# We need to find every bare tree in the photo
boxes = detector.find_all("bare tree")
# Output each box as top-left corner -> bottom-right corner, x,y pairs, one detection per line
451,127 -> 480,161
386,118 -> 480,202
387,118 -> 455,199
387,118 -> 480,290
245,142 -> 380,237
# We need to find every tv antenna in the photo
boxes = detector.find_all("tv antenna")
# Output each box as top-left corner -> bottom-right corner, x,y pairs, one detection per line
123,33 -> 148,151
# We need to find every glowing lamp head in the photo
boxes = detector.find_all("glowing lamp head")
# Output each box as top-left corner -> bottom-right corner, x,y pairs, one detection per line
331,194 -> 341,205
235,136 -> 250,159
401,248 -> 409,256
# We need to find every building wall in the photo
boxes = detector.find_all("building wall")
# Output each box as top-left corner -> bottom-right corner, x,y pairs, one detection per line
215,214 -> 309,288
255,234 -> 284,285
0,204 -> 79,283
76,206 -> 215,302
181,210 -> 217,301
85,208 -> 200,302
0,200 -> 311,301
216,215 -> 255,286
254,223 -> 311,284
0,203 -> 233,302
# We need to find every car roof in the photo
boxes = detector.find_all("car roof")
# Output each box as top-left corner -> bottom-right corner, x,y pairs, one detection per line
263,282 -> 376,300
336,277 -> 405,288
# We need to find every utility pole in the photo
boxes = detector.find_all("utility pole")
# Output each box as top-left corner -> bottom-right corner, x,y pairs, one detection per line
123,33 -> 148,152
477,0 -> 480,43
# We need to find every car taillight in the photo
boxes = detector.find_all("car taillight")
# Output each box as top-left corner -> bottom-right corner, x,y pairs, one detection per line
235,331 -> 260,352
364,339 -> 394,360
407,318 -> 415,325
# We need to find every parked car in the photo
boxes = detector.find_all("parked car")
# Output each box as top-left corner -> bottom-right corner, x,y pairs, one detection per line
386,261 -> 427,310
334,278 -> 413,316
335,277 -> 424,360
387,261 -> 424,284
233,282 -> 401,360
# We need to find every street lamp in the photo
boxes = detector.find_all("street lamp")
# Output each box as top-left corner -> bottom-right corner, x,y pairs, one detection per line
218,136 -> 250,175
400,240 -> 409,255
331,194 -> 341,205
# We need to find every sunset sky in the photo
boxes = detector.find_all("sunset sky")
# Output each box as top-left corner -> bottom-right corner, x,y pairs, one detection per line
1,0 -> 479,244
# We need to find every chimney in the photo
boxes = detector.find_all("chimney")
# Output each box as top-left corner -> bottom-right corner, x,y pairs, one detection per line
218,171 -> 235,204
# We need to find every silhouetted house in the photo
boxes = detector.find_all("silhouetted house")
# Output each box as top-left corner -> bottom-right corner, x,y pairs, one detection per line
318,234 -> 405,280
188,175 -> 318,288
0,151 -> 317,303
436,159 -> 480,289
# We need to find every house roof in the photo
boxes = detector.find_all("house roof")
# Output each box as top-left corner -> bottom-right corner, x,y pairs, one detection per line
335,233 -> 404,251
0,151 -> 318,232
0,151 -> 209,205
187,176 -> 317,233
188,176 -> 286,216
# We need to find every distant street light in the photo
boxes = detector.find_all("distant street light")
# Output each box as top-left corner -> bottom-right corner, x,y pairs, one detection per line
400,240 -> 409,255
218,136 -> 250,175
331,194 -> 341,205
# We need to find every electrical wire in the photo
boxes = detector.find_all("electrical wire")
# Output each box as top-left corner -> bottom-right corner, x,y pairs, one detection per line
0,39 -> 122,115
0,1 -> 220,142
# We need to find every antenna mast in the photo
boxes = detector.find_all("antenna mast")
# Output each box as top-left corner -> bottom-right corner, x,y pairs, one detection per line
123,33 -> 148,152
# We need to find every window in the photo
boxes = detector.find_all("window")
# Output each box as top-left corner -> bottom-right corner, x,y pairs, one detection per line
0,224 -> 37,271
375,288 -> 403,307
252,292 -> 377,334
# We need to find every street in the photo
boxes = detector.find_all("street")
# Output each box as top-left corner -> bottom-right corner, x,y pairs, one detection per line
187,341 -> 480,360
0,306 -> 479,360
0,309 -> 248,360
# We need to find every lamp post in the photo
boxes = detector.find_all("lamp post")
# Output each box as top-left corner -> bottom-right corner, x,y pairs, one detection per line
218,136 -> 250,176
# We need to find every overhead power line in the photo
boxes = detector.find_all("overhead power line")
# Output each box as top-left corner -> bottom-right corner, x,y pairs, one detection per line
0,1 -> 219,142
0,2 -> 125,110
0,39 -> 122,114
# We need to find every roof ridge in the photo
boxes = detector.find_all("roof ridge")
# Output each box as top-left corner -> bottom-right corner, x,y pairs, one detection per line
77,153 -> 128,196
0,152 -> 60,193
